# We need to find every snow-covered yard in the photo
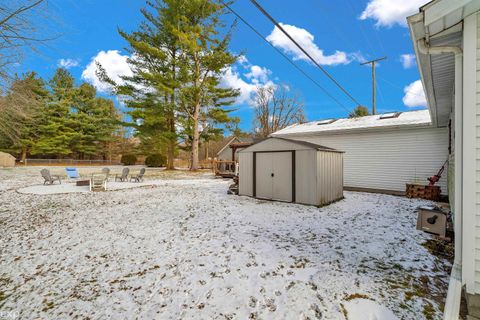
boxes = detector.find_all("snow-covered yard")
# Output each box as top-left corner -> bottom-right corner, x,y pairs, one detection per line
0,168 -> 450,319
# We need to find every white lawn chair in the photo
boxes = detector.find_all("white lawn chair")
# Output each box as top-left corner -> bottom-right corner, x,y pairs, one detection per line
90,174 -> 107,191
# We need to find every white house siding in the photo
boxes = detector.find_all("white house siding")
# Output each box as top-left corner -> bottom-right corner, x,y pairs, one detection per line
463,13 -> 480,293
476,11 -> 480,294
276,127 -> 449,194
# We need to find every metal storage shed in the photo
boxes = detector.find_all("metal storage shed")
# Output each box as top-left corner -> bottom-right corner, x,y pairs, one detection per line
238,137 -> 344,206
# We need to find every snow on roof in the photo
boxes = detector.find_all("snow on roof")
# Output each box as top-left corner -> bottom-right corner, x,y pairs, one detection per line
271,109 -> 432,136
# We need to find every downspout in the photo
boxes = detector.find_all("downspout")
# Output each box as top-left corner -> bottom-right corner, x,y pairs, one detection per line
418,38 -> 463,320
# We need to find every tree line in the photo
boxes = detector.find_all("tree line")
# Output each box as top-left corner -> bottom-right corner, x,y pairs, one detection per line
0,68 -> 121,161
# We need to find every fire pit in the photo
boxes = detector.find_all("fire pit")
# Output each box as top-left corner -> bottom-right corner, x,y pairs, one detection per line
76,180 -> 90,187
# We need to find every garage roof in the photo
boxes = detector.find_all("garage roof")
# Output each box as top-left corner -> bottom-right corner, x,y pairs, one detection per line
271,110 -> 432,137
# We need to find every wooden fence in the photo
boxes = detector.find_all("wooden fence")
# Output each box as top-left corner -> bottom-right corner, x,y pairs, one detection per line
21,159 -> 121,166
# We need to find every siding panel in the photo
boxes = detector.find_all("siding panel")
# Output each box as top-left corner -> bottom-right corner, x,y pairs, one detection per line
295,150 -> 317,205
238,153 -> 253,196
283,127 -> 449,193
475,13 -> 480,293
317,151 -> 344,204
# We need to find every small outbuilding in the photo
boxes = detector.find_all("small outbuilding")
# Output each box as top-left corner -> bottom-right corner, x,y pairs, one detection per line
238,137 -> 344,206
0,152 -> 15,167
216,136 -> 254,161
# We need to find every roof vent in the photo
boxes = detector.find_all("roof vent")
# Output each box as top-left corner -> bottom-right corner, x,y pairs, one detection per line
379,112 -> 402,120
317,119 -> 336,125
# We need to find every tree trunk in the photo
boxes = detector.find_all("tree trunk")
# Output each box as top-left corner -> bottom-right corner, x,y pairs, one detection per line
166,97 -> 175,170
167,118 -> 175,170
21,147 -> 27,161
190,103 -> 200,171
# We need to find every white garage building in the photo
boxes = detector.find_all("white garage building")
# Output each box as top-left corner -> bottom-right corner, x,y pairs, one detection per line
238,137 -> 344,206
271,110 -> 449,195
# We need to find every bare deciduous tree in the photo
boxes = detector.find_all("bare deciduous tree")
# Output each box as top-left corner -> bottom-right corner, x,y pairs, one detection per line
0,0 -> 48,83
0,0 -> 54,143
253,85 -> 305,138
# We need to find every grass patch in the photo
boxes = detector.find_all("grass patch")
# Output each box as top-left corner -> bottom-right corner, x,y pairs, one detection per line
344,293 -> 374,301
422,239 -> 454,262
422,302 -> 435,320
42,299 -> 54,311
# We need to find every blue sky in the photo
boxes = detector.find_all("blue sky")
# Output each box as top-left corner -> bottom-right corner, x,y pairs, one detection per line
19,0 -> 429,132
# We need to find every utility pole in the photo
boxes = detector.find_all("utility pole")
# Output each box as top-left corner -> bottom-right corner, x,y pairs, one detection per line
360,57 -> 386,115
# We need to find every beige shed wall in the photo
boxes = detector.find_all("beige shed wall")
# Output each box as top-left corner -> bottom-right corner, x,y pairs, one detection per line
238,152 -> 253,197
317,151 -> 344,205
295,149 -> 317,205
0,152 -> 15,167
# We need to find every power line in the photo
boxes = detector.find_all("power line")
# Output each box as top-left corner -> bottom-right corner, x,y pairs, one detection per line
378,76 -> 427,98
248,0 -> 363,107
220,0 -> 352,114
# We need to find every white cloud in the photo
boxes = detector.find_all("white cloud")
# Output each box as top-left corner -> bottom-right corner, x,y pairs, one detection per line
244,65 -> 271,84
237,55 -> 249,65
220,59 -> 274,105
400,54 -> 416,69
81,50 -> 133,93
82,50 -> 271,106
58,58 -> 79,69
359,0 -> 428,27
350,52 -> 368,64
402,80 -> 427,107
266,23 -> 350,66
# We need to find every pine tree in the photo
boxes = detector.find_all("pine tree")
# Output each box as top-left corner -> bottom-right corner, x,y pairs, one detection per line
98,0 -> 187,169
70,83 -> 119,159
32,68 -> 77,156
174,0 -> 239,170
349,105 -> 370,118
0,72 -> 48,160
97,0 -> 239,170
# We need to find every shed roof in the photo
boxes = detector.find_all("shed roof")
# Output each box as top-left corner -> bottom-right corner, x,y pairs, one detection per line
271,110 -> 432,137
239,137 -> 343,153
0,152 -> 15,159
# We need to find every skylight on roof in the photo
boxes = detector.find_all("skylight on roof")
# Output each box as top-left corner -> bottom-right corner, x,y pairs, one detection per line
317,119 -> 336,125
379,112 -> 402,119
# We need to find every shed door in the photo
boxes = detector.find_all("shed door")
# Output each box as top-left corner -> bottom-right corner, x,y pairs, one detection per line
255,152 -> 293,202
272,152 -> 293,201
256,153 -> 274,199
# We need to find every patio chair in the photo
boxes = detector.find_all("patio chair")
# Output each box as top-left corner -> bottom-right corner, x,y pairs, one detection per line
130,168 -> 146,182
41,169 -> 61,185
65,167 -> 80,179
101,167 -> 110,180
115,168 -> 129,182
90,174 -> 107,191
